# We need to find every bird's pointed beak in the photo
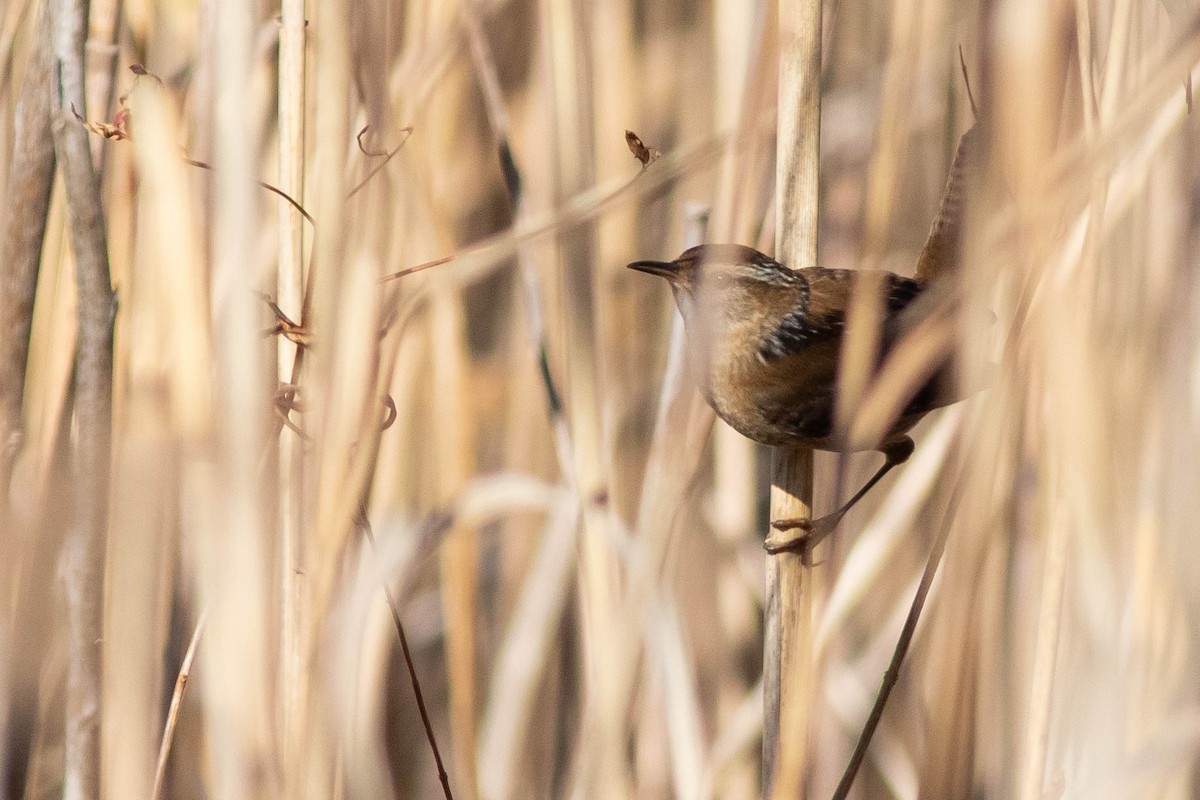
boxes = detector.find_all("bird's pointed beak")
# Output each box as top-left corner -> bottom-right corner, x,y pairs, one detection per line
627,259 -> 679,279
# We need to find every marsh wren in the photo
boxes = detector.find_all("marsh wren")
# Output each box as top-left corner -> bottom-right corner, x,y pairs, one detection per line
629,127 -> 977,553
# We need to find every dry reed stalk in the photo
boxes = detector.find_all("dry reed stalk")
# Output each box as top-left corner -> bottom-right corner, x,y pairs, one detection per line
379,133 -> 725,288
565,200 -> 720,800
988,3 -> 1072,799
125,71 -> 211,440
20,1 -> 1200,798
0,54 -> 66,798
648,595 -> 706,800
1,181 -> 70,794
830,456 -> 962,800
765,0 -> 822,797
815,406 -> 961,656
565,393 -> 713,799
82,0 -> 118,169
588,0 -> 639,523
402,13 -> 481,800
49,0 -> 117,798
276,0 -> 309,789
542,0 -> 616,755
150,611 -> 207,800
20,636 -> 67,799
648,206 -> 712,800
0,1 -> 53,513
431,278 -> 478,800
0,0 -> 35,94
555,7 -> 771,797
474,62 -> 577,795
702,679 -> 764,800
539,1 -> 627,797
194,0 -> 277,797
859,0 -> 923,269
458,4 -> 593,796
14,189 -> 73,504
917,337 -> 1010,795
296,0 -> 367,793
420,24 -> 482,797
103,423 -> 175,799
476,493 -> 579,800
706,17 -> 775,791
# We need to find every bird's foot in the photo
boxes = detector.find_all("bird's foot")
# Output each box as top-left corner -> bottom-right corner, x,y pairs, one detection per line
764,513 -> 842,555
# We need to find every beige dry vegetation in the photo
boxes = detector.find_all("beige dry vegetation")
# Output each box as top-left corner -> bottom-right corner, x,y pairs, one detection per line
2,0 -> 1200,798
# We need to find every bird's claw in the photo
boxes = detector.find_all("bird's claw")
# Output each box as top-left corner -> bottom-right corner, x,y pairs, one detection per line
764,514 -> 840,554
763,530 -> 808,554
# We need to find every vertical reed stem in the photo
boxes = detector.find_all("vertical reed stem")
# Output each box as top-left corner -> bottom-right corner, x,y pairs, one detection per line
0,2 -> 55,510
51,0 -> 117,797
277,0 -> 307,789
765,0 -> 821,796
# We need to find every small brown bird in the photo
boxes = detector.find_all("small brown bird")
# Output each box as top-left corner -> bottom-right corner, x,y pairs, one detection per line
629,128 -> 976,554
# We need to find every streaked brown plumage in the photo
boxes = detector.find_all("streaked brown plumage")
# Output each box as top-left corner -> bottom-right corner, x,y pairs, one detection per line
628,245 -> 951,448
628,126 -> 977,553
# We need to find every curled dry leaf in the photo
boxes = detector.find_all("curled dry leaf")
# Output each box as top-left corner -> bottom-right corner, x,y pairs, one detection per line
356,125 -> 388,157
72,102 -> 131,140
72,65 -> 167,141
625,129 -> 661,167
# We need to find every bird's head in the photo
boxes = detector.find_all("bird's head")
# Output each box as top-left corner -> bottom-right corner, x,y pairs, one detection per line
627,243 -> 798,320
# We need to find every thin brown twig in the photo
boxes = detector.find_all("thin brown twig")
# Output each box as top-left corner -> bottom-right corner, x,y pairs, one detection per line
346,127 -> 413,197
379,254 -> 455,283
71,63 -> 317,229
958,45 -> 979,120
150,611 -> 208,800
354,123 -> 389,157
831,472 -> 964,800
80,70 -> 410,231
377,130 -> 727,284
182,157 -> 315,225
355,510 -> 454,800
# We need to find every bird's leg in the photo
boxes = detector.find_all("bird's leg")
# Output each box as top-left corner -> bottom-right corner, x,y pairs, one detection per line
764,437 -> 915,555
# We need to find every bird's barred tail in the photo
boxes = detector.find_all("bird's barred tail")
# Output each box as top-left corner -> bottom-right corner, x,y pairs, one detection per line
914,125 -> 979,283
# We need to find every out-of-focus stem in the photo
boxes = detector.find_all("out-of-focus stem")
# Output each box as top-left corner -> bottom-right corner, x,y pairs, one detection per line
50,0 -> 118,797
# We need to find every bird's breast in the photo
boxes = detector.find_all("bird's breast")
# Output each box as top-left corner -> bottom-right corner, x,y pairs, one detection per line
702,330 -> 842,448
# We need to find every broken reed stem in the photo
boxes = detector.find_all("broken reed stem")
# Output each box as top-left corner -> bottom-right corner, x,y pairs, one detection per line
50,0 -> 118,798
764,0 -> 821,797
150,611 -> 208,800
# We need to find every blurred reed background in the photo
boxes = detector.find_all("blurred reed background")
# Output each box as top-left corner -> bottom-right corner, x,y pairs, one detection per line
3,0 -> 1200,798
